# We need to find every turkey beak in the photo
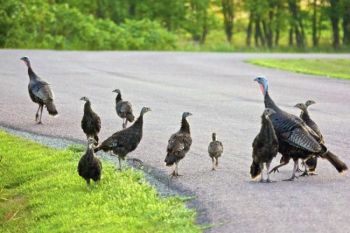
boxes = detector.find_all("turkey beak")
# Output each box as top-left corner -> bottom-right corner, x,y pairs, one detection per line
20,57 -> 26,65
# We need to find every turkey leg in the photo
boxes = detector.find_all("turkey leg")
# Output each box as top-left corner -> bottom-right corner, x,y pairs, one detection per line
283,160 -> 298,181
37,105 -> 43,124
35,105 -> 41,122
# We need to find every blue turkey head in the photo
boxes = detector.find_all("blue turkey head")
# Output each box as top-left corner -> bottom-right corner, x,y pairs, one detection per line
254,76 -> 268,96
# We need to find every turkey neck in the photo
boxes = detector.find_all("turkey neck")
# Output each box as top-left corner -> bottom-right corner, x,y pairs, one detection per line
85,147 -> 94,161
116,93 -> 122,103
300,109 -> 311,121
264,91 -> 282,113
261,114 -> 276,141
27,66 -> 37,80
84,101 -> 92,113
133,113 -> 144,130
180,117 -> 190,134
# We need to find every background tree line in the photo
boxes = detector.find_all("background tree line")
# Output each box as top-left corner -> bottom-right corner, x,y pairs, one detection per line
1,0 -> 350,50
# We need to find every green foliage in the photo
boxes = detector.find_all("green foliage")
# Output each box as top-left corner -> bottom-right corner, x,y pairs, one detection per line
0,0 -> 176,50
247,58 -> 350,79
0,131 -> 200,233
121,19 -> 177,50
1,0 -> 350,51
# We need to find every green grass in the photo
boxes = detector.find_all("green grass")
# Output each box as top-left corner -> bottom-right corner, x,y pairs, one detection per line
247,58 -> 350,80
0,131 -> 201,233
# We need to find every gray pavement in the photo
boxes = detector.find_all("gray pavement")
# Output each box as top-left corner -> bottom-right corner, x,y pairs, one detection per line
1,50 -> 350,233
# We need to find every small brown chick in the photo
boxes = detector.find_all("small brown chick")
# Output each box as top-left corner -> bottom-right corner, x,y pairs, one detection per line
208,133 -> 224,170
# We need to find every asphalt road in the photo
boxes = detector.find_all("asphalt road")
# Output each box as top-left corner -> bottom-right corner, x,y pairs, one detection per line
1,50 -> 350,233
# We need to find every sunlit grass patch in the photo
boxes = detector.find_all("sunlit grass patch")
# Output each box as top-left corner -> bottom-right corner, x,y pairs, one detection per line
247,58 -> 350,80
0,131 -> 200,233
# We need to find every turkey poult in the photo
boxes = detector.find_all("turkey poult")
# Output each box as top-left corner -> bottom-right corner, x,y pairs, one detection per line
208,133 -> 223,171
165,112 -> 192,177
20,57 -> 58,124
254,76 -> 347,181
112,89 -> 135,129
78,138 -> 102,186
295,100 -> 323,175
94,107 -> 151,170
80,97 -> 101,145
250,108 -> 279,182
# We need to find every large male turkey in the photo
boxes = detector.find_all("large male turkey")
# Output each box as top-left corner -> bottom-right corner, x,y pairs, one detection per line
78,138 -> 102,186
21,57 -> 58,124
165,112 -> 192,177
112,89 -> 135,128
80,97 -> 101,145
208,133 -> 224,171
94,107 -> 151,170
250,108 -> 279,182
254,76 -> 347,181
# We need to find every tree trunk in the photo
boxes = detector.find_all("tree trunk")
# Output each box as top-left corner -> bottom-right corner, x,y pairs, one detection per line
343,2 -> 350,45
312,0 -> 318,47
221,0 -> 234,43
331,18 -> 340,49
274,2 -> 282,47
254,19 -> 266,47
254,18 -> 260,47
288,0 -> 305,48
200,13 -> 208,44
275,28 -> 280,46
289,27 -> 294,46
246,13 -> 253,46
329,0 -> 340,49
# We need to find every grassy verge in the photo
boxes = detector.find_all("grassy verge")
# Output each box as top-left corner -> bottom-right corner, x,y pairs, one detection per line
247,58 -> 350,80
0,131 -> 201,233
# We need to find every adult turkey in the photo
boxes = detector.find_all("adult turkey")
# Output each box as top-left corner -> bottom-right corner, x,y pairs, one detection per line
295,100 -> 324,175
112,89 -> 135,129
295,100 -> 324,143
250,108 -> 279,182
165,112 -> 192,177
20,57 -> 58,124
94,107 -> 151,170
78,138 -> 102,186
80,97 -> 101,145
254,76 -> 347,181
273,100 -> 322,176
208,133 -> 224,171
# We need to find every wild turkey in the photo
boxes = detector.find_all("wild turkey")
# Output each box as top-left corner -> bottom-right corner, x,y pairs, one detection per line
112,89 -> 135,128
273,100 -> 323,175
208,133 -> 224,171
250,108 -> 279,182
254,76 -> 347,181
78,138 -> 102,186
20,57 -> 58,124
80,97 -> 101,145
94,107 -> 151,170
295,100 -> 324,175
295,100 -> 324,143
165,112 -> 192,177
